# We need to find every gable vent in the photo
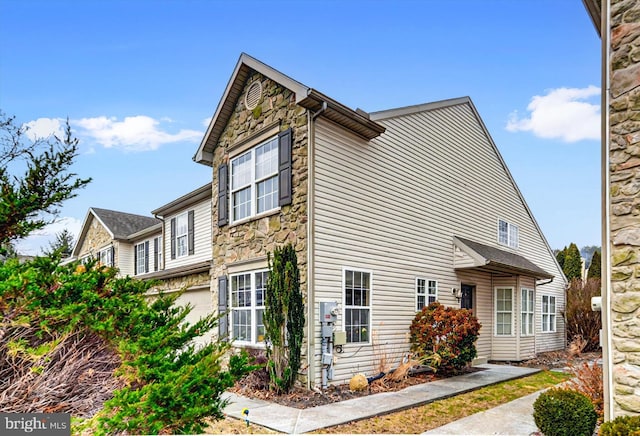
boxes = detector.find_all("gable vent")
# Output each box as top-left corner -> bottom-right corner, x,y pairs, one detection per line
244,81 -> 262,110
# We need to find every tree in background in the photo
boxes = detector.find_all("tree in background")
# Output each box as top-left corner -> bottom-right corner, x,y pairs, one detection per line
580,245 -> 600,270
43,229 -> 75,258
556,248 -> 566,270
587,250 -> 601,279
558,243 -> 583,281
264,243 -> 305,393
0,112 -> 91,254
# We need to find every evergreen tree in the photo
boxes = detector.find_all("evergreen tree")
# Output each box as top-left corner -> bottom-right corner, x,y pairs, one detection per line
0,112 -> 91,252
264,243 -> 305,393
556,247 -> 566,270
587,250 -> 601,279
43,229 -> 75,258
563,243 -> 583,281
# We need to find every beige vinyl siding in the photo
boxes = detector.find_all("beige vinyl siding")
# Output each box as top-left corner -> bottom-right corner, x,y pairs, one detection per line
117,241 -> 134,277
456,270 -> 493,360
312,101 -> 565,385
164,198 -> 212,269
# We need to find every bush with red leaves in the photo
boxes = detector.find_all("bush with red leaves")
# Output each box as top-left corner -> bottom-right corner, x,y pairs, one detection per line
409,302 -> 481,372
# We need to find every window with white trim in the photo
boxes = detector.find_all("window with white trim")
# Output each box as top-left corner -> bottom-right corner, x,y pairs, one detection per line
176,212 -> 188,257
416,278 -> 437,310
135,242 -> 147,275
495,287 -> 513,335
230,270 -> 268,344
154,236 -> 162,271
344,269 -> 371,343
498,219 -> 519,249
99,247 -> 112,267
231,136 -> 279,222
542,295 -> 556,332
521,288 -> 534,336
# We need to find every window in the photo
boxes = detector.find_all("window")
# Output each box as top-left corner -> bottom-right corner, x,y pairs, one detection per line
154,236 -> 162,271
99,247 -> 113,267
176,212 -> 188,257
170,211 -> 194,259
495,287 -> 513,335
521,288 -> 534,336
542,295 -> 556,332
135,241 -> 149,275
416,278 -> 437,310
231,137 -> 279,222
344,269 -> 371,343
498,219 -> 519,249
230,270 -> 268,344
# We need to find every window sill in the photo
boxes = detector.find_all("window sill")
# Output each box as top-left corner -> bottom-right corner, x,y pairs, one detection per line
230,208 -> 281,228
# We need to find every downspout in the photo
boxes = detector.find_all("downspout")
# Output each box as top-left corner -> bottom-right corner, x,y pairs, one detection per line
601,0 -> 614,421
307,101 -> 327,389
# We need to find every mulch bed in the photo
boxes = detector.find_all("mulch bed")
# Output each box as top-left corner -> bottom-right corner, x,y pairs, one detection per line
231,349 -> 603,409
230,367 -> 483,409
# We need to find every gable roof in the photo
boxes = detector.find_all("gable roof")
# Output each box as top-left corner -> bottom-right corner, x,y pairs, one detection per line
193,53 -> 385,166
453,236 -> 553,280
70,208 -> 161,258
90,208 -> 161,239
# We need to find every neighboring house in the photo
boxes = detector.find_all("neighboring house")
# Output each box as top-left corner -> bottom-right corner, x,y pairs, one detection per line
68,185 -> 213,345
583,0 -> 640,419
194,53 -> 567,388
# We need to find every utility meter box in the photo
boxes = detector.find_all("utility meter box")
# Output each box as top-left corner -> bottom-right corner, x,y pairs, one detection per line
333,331 -> 347,346
320,302 -> 338,324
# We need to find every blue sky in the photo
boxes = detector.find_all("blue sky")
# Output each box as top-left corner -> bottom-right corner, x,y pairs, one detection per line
1,0 -> 601,255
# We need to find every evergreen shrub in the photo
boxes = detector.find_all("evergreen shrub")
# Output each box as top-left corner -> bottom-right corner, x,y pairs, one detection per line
533,388 -> 597,436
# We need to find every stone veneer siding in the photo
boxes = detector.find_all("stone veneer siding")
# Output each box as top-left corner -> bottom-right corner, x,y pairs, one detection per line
77,216 -> 115,262
149,272 -> 211,292
609,0 -> 640,416
210,71 -> 309,371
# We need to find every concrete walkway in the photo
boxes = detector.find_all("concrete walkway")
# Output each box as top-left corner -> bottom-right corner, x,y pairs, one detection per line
222,364 -> 540,434
422,389 -> 545,435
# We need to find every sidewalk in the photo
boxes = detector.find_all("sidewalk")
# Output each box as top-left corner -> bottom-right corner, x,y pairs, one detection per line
422,389 -> 545,435
222,364 -> 540,434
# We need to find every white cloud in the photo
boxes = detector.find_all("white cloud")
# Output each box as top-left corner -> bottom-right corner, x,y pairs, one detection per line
13,216 -> 83,256
202,116 -> 212,127
506,86 -> 601,142
74,115 -> 203,151
23,118 -> 65,141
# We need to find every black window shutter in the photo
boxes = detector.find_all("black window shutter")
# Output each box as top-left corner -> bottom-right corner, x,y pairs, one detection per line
188,210 -> 195,255
153,237 -> 158,271
144,241 -> 149,273
278,128 -> 293,206
134,245 -> 138,274
170,218 -> 176,260
217,163 -> 229,226
218,275 -> 229,341
110,246 -> 115,267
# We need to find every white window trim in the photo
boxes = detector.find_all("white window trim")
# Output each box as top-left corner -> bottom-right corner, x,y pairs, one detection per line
542,295 -> 557,333
229,268 -> 269,347
135,242 -> 146,275
521,288 -> 535,336
342,267 -> 373,345
175,212 -> 189,258
498,219 -> 519,249
155,236 -> 163,271
415,278 -> 438,311
494,287 -> 514,336
99,246 -> 112,267
230,136 -> 279,224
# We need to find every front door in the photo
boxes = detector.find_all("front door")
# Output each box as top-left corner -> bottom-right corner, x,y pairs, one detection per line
461,284 -> 474,310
